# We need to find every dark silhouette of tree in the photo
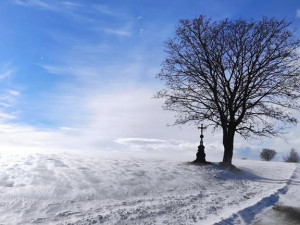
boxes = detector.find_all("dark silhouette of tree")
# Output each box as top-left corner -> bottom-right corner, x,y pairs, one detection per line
156,16 -> 300,164
283,148 -> 299,163
260,148 -> 277,161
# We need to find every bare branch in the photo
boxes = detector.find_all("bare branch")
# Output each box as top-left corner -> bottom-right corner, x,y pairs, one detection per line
155,16 -> 300,163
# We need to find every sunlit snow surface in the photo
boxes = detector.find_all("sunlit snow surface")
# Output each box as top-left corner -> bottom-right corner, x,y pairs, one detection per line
0,150 -> 298,225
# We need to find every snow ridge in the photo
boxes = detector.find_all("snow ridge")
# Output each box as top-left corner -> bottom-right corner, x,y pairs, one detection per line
214,164 -> 298,225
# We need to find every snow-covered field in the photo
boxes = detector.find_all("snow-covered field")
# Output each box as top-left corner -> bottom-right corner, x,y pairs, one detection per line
0,150 -> 298,225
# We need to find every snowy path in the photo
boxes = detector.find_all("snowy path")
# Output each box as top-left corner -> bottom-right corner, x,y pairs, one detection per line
214,162 -> 298,225
0,151 -> 297,225
251,163 -> 300,225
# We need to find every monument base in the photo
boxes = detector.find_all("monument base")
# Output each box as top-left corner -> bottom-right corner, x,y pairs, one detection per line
193,144 -> 206,163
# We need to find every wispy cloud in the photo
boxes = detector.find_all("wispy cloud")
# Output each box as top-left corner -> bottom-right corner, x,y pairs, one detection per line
12,0 -> 55,10
0,62 -> 15,80
7,90 -> 20,97
95,21 -> 134,37
15,1 -> 137,41
94,4 -> 116,16
114,137 -> 226,161
0,69 -> 13,80
40,35 -> 159,84
102,27 -> 132,36
0,63 -> 20,113
0,91 -> 19,120
11,0 -> 93,23
12,0 -> 129,27
0,112 -> 16,120
115,137 -> 195,152
297,9 -> 300,17
0,90 -> 19,108
62,1 -> 82,8
116,138 -> 168,146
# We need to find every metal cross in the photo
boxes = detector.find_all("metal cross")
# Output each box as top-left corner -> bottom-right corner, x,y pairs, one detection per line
198,124 -> 205,146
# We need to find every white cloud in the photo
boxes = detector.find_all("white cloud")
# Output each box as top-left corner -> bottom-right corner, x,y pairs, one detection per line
102,26 -> 132,37
267,129 -> 300,153
15,61 -> 296,160
0,62 -> 16,80
13,0 -> 55,10
0,91 -> 17,108
83,88 -> 176,139
41,43 -> 159,87
11,0 -> 92,23
62,87 -> 224,159
12,1 -> 134,29
94,4 -> 116,16
116,137 -> 196,153
0,112 -> 16,120
115,137 -> 224,161
28,0 -> 53,9
12,0 -> 29,6
62,1 -> 81,8
0,80 -> 296,162
0,69 -> 13,80
116,138 -> 168,146
59,126 -> 79,131
73,43 -> 110,55
7,90 -> 20,96
0,122 -> 73,152
41,64 -> 72,76
0,63 -> 21,120
297,9 -> 300,17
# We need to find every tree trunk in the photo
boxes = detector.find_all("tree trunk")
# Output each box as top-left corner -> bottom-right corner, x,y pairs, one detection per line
222,128 -> 235,164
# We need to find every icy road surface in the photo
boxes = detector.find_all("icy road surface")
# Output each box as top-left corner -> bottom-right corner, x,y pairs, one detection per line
0,151 -> 298,225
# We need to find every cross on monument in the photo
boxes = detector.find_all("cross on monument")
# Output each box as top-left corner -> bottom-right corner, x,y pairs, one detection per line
193,124 -> 207,163
198,124 -> 205,146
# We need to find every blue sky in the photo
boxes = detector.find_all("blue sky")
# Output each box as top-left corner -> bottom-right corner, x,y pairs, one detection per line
0,0 -> 300,160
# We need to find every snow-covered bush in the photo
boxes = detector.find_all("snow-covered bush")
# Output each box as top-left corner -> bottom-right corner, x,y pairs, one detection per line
260,148 -> 277,161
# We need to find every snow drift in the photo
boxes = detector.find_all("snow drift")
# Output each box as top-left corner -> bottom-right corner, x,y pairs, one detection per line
0,150 -> 298,224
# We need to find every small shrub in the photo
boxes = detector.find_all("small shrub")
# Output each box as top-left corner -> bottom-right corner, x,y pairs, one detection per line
260,148 -> 277,161
283,148 -> 299,163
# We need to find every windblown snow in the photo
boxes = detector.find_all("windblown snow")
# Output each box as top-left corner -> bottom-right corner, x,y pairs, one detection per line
0,150 -> 298,225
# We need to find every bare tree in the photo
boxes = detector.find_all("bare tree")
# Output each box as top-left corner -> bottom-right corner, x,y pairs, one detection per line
156,16 -> 300,164
260,148 -> 277,161
283,148 -> 299,163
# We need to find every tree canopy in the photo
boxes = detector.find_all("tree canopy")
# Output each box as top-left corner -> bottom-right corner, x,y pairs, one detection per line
283,148 -> 299,163
260,148 -> 277,161
156,16 -> 300,164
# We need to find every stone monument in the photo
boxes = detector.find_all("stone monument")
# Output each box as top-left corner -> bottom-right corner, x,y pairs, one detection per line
194,124 -> 206,163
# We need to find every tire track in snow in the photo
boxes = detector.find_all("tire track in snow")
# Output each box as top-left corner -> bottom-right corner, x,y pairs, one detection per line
214,164 -> 298,225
